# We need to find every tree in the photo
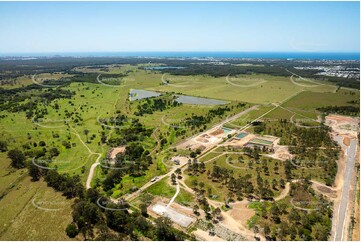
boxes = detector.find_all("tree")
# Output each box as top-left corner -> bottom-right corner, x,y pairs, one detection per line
288,208 -> 300,222
199,161 -> 206,172
0,140 -> 8,152
155,217 -> 180,240
214,207 -> 222,221
272,179 -> 278,190
84,129 -> 89,143
264,224 -> 271,237
274,163 -> 279,174
312,223 -> 329,240
279,178 -> 286,188
193,204 -> 200,216
270,203 -> 281,223
207,187 -> 212,197
86,188 -> 99,203
171,173 -> 177,185
66,223 -> 79,238
175,168 -> 182,179
191,180 -> 198,188
140,203 -> 148,217
207,222 -> 215,236
50,147 -> 60,157
29,162 -> 41,181
7,149 -> 26,168
73,201 -> 100,227
199,182 -> 205,189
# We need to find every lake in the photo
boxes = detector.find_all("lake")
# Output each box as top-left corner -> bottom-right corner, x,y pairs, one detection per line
175,95 -> 229,105
129,89 -> 228,105
129,89 -> 161,101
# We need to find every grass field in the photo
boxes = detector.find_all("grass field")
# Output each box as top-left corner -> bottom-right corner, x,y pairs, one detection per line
146,73 -> 338,104
283,89 -> 359,110
225,105 -> 274,128
0,154 -> 74,241
145,176 -> 176,198
0,72 -> 73,89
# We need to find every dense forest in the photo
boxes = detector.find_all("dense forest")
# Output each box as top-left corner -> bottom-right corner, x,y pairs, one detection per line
317,105 -> 359,117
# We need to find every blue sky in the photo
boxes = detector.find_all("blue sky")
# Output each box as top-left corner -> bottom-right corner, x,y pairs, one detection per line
0,1 -> 359,53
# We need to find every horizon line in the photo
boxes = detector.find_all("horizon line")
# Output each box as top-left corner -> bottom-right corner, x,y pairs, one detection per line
1,51 -> 360,54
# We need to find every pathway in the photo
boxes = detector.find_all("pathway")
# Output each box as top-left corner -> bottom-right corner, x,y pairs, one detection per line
167,183 -> 180,208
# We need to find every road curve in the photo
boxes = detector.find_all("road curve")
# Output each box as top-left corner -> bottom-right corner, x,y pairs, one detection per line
86,156 -> 101,189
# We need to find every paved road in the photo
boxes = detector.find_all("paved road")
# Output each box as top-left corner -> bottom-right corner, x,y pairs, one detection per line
334,138 -> 357,241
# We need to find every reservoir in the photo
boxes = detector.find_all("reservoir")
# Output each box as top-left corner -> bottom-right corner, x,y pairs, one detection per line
129,89 -> 229,105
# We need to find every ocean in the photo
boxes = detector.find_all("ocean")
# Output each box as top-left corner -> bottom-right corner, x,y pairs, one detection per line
0,52 -> 359,61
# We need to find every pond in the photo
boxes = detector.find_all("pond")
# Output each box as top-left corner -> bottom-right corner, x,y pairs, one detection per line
129,89 -> 229,105
129,89 -> 161,101
236,132 -> 248,139
222,127 -> 233,133
175,95 -> 229,105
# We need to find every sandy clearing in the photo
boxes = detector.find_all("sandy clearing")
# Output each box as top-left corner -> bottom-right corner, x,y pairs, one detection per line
108,146 -> 125,160
193,229 -> 224,241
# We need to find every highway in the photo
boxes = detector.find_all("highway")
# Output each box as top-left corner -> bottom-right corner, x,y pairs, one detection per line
334,138 -> 357,241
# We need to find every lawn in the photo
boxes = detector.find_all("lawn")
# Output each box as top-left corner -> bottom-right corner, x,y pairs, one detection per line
145,176 -> 175,198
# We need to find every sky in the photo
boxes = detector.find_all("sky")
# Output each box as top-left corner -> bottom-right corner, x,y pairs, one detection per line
0,1 -> 359,53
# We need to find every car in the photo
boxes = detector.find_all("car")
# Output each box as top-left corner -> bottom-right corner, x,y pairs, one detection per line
150,176 -> 158,182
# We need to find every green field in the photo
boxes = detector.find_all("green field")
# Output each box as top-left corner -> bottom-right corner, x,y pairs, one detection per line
147,73 -> 337,104
0,154 -> 74,240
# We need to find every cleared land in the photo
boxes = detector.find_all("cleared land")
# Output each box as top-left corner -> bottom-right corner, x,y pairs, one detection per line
0,63 -> 359,240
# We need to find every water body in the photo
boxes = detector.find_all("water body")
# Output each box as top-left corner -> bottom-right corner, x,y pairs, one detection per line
144,66 -> 185,70
129,89 -> 160,101
222,127 -> 233,133
129,89 -> 228,105
237,132 -> 248,139
1,52 -> 359,60
175,95 -> 229,105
